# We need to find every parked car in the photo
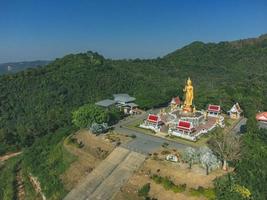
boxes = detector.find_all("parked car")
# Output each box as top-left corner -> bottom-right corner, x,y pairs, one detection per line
166,154 -> 178,162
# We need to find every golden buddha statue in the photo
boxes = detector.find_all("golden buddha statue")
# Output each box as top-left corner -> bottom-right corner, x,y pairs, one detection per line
183,77 -> 194,112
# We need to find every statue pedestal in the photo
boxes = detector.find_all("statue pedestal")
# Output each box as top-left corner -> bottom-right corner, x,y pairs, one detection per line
183,105 -> 192,113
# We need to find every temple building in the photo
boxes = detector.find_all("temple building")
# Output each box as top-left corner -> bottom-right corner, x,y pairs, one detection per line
228,103 -> 243,119
207,105 -> 221,117
170,96 -> 181,111
140,114 -> 164,132
256,112 -> 267,123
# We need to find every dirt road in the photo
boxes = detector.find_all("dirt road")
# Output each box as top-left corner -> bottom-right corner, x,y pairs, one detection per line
0,151 -> 22,162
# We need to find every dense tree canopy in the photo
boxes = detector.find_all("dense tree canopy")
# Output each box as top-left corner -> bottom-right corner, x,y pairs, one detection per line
72,104 -> 122,128
0,37 -> 266,154
0,35 -> 267,199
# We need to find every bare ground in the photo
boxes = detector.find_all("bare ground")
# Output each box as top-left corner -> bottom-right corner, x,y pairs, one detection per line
61,129 -> 114,191
114,148 -> 229,200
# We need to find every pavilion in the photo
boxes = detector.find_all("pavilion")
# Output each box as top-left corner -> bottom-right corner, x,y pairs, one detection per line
95,93 -> 139,114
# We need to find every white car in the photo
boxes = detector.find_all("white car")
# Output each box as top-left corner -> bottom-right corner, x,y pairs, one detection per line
166,154 -> 178,162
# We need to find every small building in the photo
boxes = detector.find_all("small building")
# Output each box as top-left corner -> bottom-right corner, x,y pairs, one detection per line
95,99 -> 116,108
176,120 -> 195,134
96,93 -> 139,115
146,114 -> 162,126
228,103 -> 243,119
170,96 -> 181,110
168,120 -> 197,141
140,114 -> 163,132
207,105 -> 221,117
123,102 -> 139,115
113,93 -> 136,105
256,112 -> 267,123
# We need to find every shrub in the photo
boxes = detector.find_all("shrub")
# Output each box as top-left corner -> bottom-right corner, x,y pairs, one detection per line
161,150 -> 171,155
162,178 -> 174,190
138,183 -> 151,197
161,142 -> 169,148
151,174 -> 186,193
171,183 -> 187,193
151,174 -> 162,184
130,134 -> 136,138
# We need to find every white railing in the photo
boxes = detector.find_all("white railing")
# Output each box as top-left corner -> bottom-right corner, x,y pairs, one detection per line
139,124 -> 160,132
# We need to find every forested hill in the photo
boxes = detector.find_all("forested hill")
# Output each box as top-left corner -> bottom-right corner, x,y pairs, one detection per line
0,34 -> 267,154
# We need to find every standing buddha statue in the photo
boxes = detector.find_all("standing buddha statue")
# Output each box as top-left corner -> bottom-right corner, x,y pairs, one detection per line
183,77 -> 194,112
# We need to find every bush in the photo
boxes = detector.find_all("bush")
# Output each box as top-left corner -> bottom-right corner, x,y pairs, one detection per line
130,134 -> 137,138
161,142 -> 169,148
151,174 -> 162,184
161,150 -> 171,155
151,174 -> 186,193
172,184 -> 187,193
162,177 -> 174,190
138,183 -> 151,197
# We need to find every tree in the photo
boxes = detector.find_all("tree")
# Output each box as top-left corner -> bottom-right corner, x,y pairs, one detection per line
72,104 -> 109,128
89,123 -> 108,135
199,147 -> 220,175
208,129 -> 241,170
182,147 -> 198,169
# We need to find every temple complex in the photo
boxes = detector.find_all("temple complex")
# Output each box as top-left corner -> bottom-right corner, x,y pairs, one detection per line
140,77 -> 225,141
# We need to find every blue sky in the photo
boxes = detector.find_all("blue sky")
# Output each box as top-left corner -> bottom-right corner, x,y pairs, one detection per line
0,0 -> 267,62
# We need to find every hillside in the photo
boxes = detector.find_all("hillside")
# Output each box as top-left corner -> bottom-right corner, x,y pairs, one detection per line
0,34 -> 267,200
0,60 -> 50,75
0,35 -> 267,154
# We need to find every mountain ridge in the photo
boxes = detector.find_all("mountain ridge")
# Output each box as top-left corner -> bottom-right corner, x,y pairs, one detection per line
0,60 -> 50,75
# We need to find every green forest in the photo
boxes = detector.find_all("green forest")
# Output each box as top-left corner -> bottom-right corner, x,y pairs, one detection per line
0,34 -> 267,199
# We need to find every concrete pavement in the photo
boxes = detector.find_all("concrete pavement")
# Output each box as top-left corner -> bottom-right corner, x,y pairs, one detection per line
114,112 -> 190,154
64,147 -> 146,200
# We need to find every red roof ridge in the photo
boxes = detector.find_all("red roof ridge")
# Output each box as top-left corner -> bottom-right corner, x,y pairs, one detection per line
177,120 -> 192,130
147,114 -> 159,123
208,104 -> 221,112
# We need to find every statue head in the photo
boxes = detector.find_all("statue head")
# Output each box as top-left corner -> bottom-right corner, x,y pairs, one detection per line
187,77 -> 192,86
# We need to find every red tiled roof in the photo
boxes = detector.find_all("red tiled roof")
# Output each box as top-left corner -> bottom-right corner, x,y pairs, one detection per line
208,105 -> 221,112
256,112 -> 267,122
171,96 -> 181,105
177,120 -> 192,130
147,114 -> 159,123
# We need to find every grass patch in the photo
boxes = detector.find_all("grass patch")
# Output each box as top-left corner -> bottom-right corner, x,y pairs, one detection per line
22,128 -> 77,200
138,183 -> 151,197
189,186 -> 216,200
0,156 -> 21,200
151,174 -> 186,193
22,167 -> 43,200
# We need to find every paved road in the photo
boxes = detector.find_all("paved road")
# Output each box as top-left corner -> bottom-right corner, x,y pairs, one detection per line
114,112 -> 189,154
259,121 -> 267,129
231,117 -> 247,135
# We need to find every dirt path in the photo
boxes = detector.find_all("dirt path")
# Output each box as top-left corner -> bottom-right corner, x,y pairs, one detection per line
0,151 -> 22,162
16,167 -> 25,200
29,173 -> 46,200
